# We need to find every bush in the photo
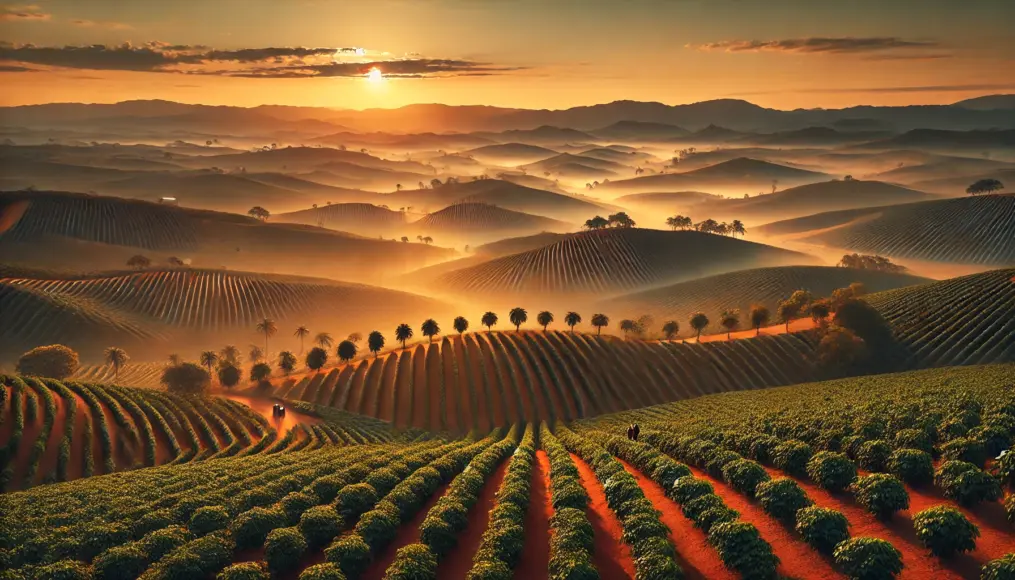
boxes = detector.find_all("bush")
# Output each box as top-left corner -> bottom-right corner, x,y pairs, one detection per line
707,521 -> 779,579
722,459 -> 771,497
217,562 -> 271,580
552,479 -> 590,510
300,506 -> 343,550
217,364 -> 241,388
92,545 -> 148,580
892,429 -> 932,453
651,461 -> 691,491
795,506 -> 850,554
671,476 -> 713,504
941,437 -> 988,467
696,506 -> 739,534
334,483 -> 378,520
27,560 -> 91,580
940,468 -> 1003,507
807,451 -> 857,492
856,440 -> 891,472
912,506 -> 979,558
748,434 -> 781,463
773,440 -> 813,477
265,527 -> 307,574
325,534 -> 372,578
886,449 -> 933,486
467,560 -> 513,580
139,525 -> 193,561
851,474 -> 909,519
385,543 -> 437,580
980,553 -> 1015,580
280,491 -> 318,525
190,505 -> 230,536
969,425 -> 1012,456
934,460 -> 978,489
682,493 -> 726,522
755,478 -> 812,522
842,435 -> 867,460
356,508 -> 398,551
549,507 -> 594,553
299,563 -> 348,580
833,537 -> 903,580
229,506 -> 286,549
16,345 -> 79,379
161,362 -> 211,396
1007,494 -> 1014,524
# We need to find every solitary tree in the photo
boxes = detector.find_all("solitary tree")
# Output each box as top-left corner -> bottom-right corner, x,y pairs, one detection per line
306,347 -> 328,373
250,362 -> 272,383
662,321 -> 680,341
395,323 -> 414,349
810,300 -> 832,326
966,178 -> 1003,196
481,311 -> 499,331
161,363 -> 210,396
315,332 -> 334,350
749,304 -> 771,336
421,319 -> 441,343
367,331 -> 385,357
337,340 -> 357,364
104,347 -> 129,383
218,364 -> 241,388
401,236 -> 409,243
778,300 -> 801,333
453,316 -> 469,335
537,311 -> 554,332
294,326 -> 310,354
591,313 -> 609,335
256,318 -> 277,358
126,255 -> 151,270
564,311 -> 582,332
509,307 -> 528,332
16,344 -> 80,380
199,351 -> 219,375
247,206 -> 270,221
720,309 -> 740,340
278,351 -> 297,375
689,312 -> 710,342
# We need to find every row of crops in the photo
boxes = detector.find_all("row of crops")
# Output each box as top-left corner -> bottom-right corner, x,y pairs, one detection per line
269,329 -> 820,431
0,376 -> 393,491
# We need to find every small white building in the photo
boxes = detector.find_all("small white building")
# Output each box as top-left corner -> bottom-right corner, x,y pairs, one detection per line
159,197 -> 179,206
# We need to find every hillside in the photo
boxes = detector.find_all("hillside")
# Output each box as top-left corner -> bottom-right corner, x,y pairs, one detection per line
854,128 -> 1015,152
757,194 -> 1015,265
272,203 -> 407,236
598,158 -> 829,195
0,267 -> 452,361
432,228 -> 818,299
520,152 -> 631,175
411,202 -> 570,242
463,143 -> 560,164
606,265 -> 930,327
591,120 -> 690,140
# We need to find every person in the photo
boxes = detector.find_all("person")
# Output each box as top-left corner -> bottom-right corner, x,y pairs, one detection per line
627,425 -> 634,440
633,424 -> 640,441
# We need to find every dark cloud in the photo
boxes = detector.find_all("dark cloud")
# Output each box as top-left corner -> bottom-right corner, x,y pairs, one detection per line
694,37 -> 941,54
227,58 -> 523,78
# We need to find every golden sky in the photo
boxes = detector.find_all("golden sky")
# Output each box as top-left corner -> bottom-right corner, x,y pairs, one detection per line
2,0 -> 1014,110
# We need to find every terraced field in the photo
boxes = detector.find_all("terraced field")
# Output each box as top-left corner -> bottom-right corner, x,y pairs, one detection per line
757,194 -> 1015,265
0,267 -> 451,360
434,228 -> 818,299
0,376 -> 393,491
273,203 -> 407,236
607,265 -> 930,328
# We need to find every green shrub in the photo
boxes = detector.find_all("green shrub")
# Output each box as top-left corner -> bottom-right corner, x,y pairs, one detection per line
996,448 -> 1014,488
300,505 -> 343,550
681,493 -> 725,522
548,552 -> 598,580
833,537 -> 903,580
773,440 -> 813,477
385,543 -> 437,580
633,550 -> 683,579
841,435 -> 867,460
16,345 -> 79,379
265,527 -> 307,574
851,474 -> 909,519
806,451 -> 857,492
651,461 -> 691,490
549,507 -> 594,553
697,506 -> 739,534
748,434 -> 781,463
755,478 -> 812,522
722,459 -> 771,497
325,534 -> 371,578
938,417 -> 970,441
939,468 -> 1003,507
356,508 -> 398,551
92,545 -> 148,580
671,476 -> 713,504
707,521 -> 779,580
886,449 -> 933,486
139,525 -> 193,561
477,522 -> 524,569
941,437 -> 988,467
299,563 -> 348,580
980,553 -> 1015,580
217,562 -> 271,580
892,429 -> 932,453
969,425 -> 1012,456
133,508 -> 176,538
912,506 -> 979,558
856,440 -> 891,472
28,560 -> 91,580
795,506 -> 850,554
190,505 -> 230,536
705,449 -> 742,478
229,506 -> 286,549
161,362 -> 211,396
333,482 -> 377,520
280,491 -> 318,525
467,560 -> 513,580
934,460 -> 978,488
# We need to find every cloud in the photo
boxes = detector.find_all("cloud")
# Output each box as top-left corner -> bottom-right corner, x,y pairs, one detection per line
71,19 -> 133,30
0,4 -> 50,21
693,36 -> 942,55
0,41 -> 520,78
727,83 -> 1015,96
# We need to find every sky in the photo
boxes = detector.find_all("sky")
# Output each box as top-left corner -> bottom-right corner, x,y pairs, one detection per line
2,0 -> 1014,111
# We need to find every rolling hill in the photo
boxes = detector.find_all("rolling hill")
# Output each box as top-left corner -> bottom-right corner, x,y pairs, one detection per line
432,228 -> 818,299
272,203 -> 407,236
591,120 -> 690,141
411,202 -> 570,242
757,194 -> 1015,265
598,158 -> 829,195
463,143 -> 560,164
520,152 -> 631,177
852,128 -> 1015,153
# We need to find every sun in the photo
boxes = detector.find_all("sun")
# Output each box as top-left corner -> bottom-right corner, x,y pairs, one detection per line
366,67 -> 383,82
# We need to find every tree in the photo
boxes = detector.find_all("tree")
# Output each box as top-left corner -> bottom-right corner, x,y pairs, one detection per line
363,331 -> 384,358
564,311 -> 582,332
337,340 -> 357,364
249,362 -> 271,383
453,316 -> 469,335
294,326 -> 310,354
395,323 -> 413,348
315,332 -> 334,350
817,325 -> 867,377
161,363 -> 210,396
666,215 -> 692,230
481,311 -> 499,331
422,236 -> 433,245
256,318 -> 277,358
168,256 -> 185,267
249,345 -> 263,364
306,347 -> 328,372
777,289 -> 813,332
536,311 -> 553,332
690,312 -> 710,342
126,255 -> 151,270
248,206 -> 270,221
104,347 -> 129,383
200,351 -> 219,375
591,313 -> 609,335
167,354 -> 181,366
400,236 -> 409,243
719,309 -> 740,340
730,220 -> 746,238
218,364 -> 241,388
17,345 -> 80,379
607,212 -> 636,228
220,345 -> 240,366
509,307 -> 528,332
662,320 -> 679,341
810,300 -> 832,326
421,319 -> 440,343
583,216 -> 609,230
966,178 -> 1003,196
749,305 -> 770,336
278,351 -> 297,375
619,319 -> 637,338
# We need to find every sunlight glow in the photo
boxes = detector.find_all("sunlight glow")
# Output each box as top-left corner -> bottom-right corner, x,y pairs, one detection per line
366,67 -> 383,82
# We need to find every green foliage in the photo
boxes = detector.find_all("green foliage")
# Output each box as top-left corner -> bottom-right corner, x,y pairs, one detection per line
467,560 -> 514,580
325,534 -> 371,578
306,347 -> 328,372
217,562 -> 271,580
249,362 -> 272,383
16,345 -> 79,379
936,460 -> 1003,506
833,537 -> 903,580
334,482 -> 378,520
851,474 -> 909,519
161,362 -> 211,395
795,506 -> 850,555
806,451 -> 857,492
299,506 -> 343,550
265,526 -> 307,574
707,521 -> 779,580
940,437 -> 988,467
892,428 -> 932,453
772,440 -> 813,477
755,478 -> 812,522
189,506 -> 229,536
298,563 -> 348,580
980,553 -> 1015,580
671,476 -> 713,504
217,364 -> 241,388
385,543 -> 438,580
92,545 -> 148,580
229,506 -> 286,549
722,458 -> 771,497
28,560 -> 91,579
886,449 -> 933,486
912,506 -> 979,558
856,439 -> 891,472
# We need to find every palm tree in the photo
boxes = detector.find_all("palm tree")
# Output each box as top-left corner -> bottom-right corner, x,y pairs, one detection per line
104,347 -> 129,383
536,311 -> 553,332
619,319 -> 637,338
249,345 -> 263,363
315,332 -> 334,350
220,345 -> 240,365
591,313 -> 609,335
367,331 -> 385,357
293,326 -> 310,354
564,311 -> 582,332
509,307 -> 528,332
689,312 -> 709,342
347,332 -> 362,344
337,340 -> 357,364
749,304 -> 771,336
200,351 -> 219,375
662,321 -> 679,341
278,351 -> 297,376
730,220 -> 746,239
395,323 -> 413,349
481,311 -> 498,331
421,319 -> 441,343
719,309 -> 740,340
256,317 -> 277,358
453,316 -> 469,335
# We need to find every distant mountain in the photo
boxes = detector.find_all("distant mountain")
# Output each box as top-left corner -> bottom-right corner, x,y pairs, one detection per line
591,120 -> 689,140
742,127 -> 892,146
490,125 -> 598,144
910,168 -> 1015,195
952,94 -> 1015,110
670,124 -> 750,144
521,153 -> 631,174
464,143 -> 560,163
871,158 -> 1015,185
853,129 -> 1015,152
599,158 -> 829,195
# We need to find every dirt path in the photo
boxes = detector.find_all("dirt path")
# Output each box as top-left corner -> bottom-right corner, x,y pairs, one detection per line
571,453 -> 637,580
465,335 -> 498,431
361,481 -> 453,580
676,318 -> 817,344
514,450 -> 552,580
11,389 -> 42,488
619,459 -> 735,580
376,353 -> 399,422
437,458 -> 511,579
411,345 -> 428,430
441,338 -> 461,432
686,465 -> 843,580
394,351 -> 414,429
218,394 -> 321,436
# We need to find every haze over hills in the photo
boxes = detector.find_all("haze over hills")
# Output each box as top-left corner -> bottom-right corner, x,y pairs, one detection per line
272,202 -> 407,236
411,202 -> 571,245
598,157 -> 829,196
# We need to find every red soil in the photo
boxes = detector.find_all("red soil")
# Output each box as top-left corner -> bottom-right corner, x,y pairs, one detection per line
377,353 -> 399,422
219,394 -> 321,436
441,340 -> 461,432
452,336 -> 476,433
465,335 -> 498,432
686,465 -> 843,580
479,334 -> 518,425
571,453 -> 637,580
514,450 -> 553,580
361,481 -> 453,580
437,458 -> 511,580
618,459 -> 735,580
411,345 -> 428,430
393,351 -> 414,428
426,345 -> 443,431
11,389 -> 42,488
682,318 -> 816,344
490,333 -> 537,423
